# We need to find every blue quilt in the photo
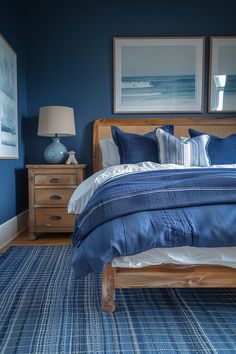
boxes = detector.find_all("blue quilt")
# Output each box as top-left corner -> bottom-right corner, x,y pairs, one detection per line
72,168 -> 236,277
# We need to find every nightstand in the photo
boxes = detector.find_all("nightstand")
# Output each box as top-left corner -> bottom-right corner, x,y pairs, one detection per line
26,164 -> 86,240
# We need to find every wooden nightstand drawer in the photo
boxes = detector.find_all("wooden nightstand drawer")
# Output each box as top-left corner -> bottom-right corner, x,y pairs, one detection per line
35,174 -> 76,186
35,189 -> 74,205
35,208 -> 76,227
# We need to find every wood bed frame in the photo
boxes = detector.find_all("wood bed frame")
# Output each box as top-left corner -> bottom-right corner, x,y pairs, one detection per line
93,117 -> 236,313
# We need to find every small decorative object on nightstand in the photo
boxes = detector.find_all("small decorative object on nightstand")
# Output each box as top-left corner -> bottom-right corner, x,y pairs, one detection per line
26,164 -> 86,240
66,151 -> 78,164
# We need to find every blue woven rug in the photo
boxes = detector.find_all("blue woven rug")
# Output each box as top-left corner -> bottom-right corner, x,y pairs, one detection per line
0,246 -> 236,354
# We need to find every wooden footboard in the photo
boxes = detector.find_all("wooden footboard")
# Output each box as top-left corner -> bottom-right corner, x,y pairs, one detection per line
102,263 -> 236,313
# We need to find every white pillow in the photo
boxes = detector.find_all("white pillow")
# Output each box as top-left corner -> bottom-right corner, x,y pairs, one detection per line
156,129 -> 210,167
99,138 -> 120,168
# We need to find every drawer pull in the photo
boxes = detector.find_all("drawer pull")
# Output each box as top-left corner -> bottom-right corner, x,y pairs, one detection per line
50,215 -> 62,221
50,195 -> 62,200
50,177 -> 61,184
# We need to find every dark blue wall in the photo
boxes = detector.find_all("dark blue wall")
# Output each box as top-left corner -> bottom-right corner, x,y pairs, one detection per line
1,0 -> 236,225
0,0 -> 27,224
26,0 -> 236,172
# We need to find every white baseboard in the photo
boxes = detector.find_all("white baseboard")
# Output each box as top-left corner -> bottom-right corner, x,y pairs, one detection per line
0,210 -> 29,250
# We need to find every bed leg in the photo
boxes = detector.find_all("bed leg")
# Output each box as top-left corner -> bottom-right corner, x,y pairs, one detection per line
101,263 -> 116,313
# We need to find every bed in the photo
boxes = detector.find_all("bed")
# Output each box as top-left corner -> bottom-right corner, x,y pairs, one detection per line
73,117 -> 236,313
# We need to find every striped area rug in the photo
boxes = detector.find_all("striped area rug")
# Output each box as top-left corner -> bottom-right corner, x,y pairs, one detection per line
0,246 -> 236,353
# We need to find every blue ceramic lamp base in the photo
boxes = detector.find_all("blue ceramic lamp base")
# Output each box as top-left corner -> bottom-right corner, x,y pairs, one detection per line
44,137 -> 68,164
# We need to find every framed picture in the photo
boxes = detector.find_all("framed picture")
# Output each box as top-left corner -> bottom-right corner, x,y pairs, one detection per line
209,36 -> 236,112
113,37 -> 205,113
0,33 -> 18,159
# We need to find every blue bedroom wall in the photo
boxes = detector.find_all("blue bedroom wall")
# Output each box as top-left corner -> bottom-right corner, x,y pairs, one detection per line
2,0 -> 235,227
0,0 -> 27,225
26,0 -> 236,173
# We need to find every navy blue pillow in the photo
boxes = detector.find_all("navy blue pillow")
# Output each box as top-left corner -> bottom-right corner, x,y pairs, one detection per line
112,125 -> 174,164
189,128 -> 236,164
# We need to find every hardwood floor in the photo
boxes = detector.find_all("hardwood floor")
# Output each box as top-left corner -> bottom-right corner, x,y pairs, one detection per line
1,229 -> 71,254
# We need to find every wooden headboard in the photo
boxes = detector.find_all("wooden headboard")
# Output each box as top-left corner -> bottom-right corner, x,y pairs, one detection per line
93,117 -> 236,172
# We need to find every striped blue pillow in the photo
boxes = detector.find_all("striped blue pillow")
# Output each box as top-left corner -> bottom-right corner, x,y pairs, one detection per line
156,129 -> 210,167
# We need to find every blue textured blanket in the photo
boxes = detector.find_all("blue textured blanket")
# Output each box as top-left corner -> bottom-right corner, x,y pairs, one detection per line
72,168 -> 236,277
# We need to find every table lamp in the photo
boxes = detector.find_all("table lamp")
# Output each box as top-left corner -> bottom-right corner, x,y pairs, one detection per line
38,106 -> 76,163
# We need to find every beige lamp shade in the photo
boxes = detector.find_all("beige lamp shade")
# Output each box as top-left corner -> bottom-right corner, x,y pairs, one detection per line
38,106 -> 76,137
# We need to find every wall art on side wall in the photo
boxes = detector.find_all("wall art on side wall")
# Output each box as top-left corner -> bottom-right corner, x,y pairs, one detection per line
209,36 -> 236,112
113,37 -> 205,113
0,33 -> 18,159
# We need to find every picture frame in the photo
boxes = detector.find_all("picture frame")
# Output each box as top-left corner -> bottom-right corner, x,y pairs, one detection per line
208,36 -> 236,112
113,37 -> 205,113
0,33 -> 18,159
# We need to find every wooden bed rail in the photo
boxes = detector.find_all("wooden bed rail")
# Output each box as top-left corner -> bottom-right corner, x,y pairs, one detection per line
102,263 -> 236,313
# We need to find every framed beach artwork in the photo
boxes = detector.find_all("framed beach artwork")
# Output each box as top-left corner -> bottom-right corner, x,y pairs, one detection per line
0,33 -> 18,159
113,37 -> 205,113
209,36 -> 236,112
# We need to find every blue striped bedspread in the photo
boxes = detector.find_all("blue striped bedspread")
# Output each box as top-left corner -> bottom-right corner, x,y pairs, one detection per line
72,168 -> 236,277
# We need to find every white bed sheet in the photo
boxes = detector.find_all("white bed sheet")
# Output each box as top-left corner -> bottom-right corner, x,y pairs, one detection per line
112,247 -> 236,269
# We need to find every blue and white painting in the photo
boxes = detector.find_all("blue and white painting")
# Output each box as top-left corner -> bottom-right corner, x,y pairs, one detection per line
114,38 -> 204,113
0,34 -> 18,158
210,38 -> 236,112
122,74 -> 195,105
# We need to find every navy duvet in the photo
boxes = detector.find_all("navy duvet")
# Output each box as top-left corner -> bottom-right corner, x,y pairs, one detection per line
72,168 -> 236,277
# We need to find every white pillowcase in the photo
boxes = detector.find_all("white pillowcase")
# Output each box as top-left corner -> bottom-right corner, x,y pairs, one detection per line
99,138 -> 120,168
156,129 -> 210,167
